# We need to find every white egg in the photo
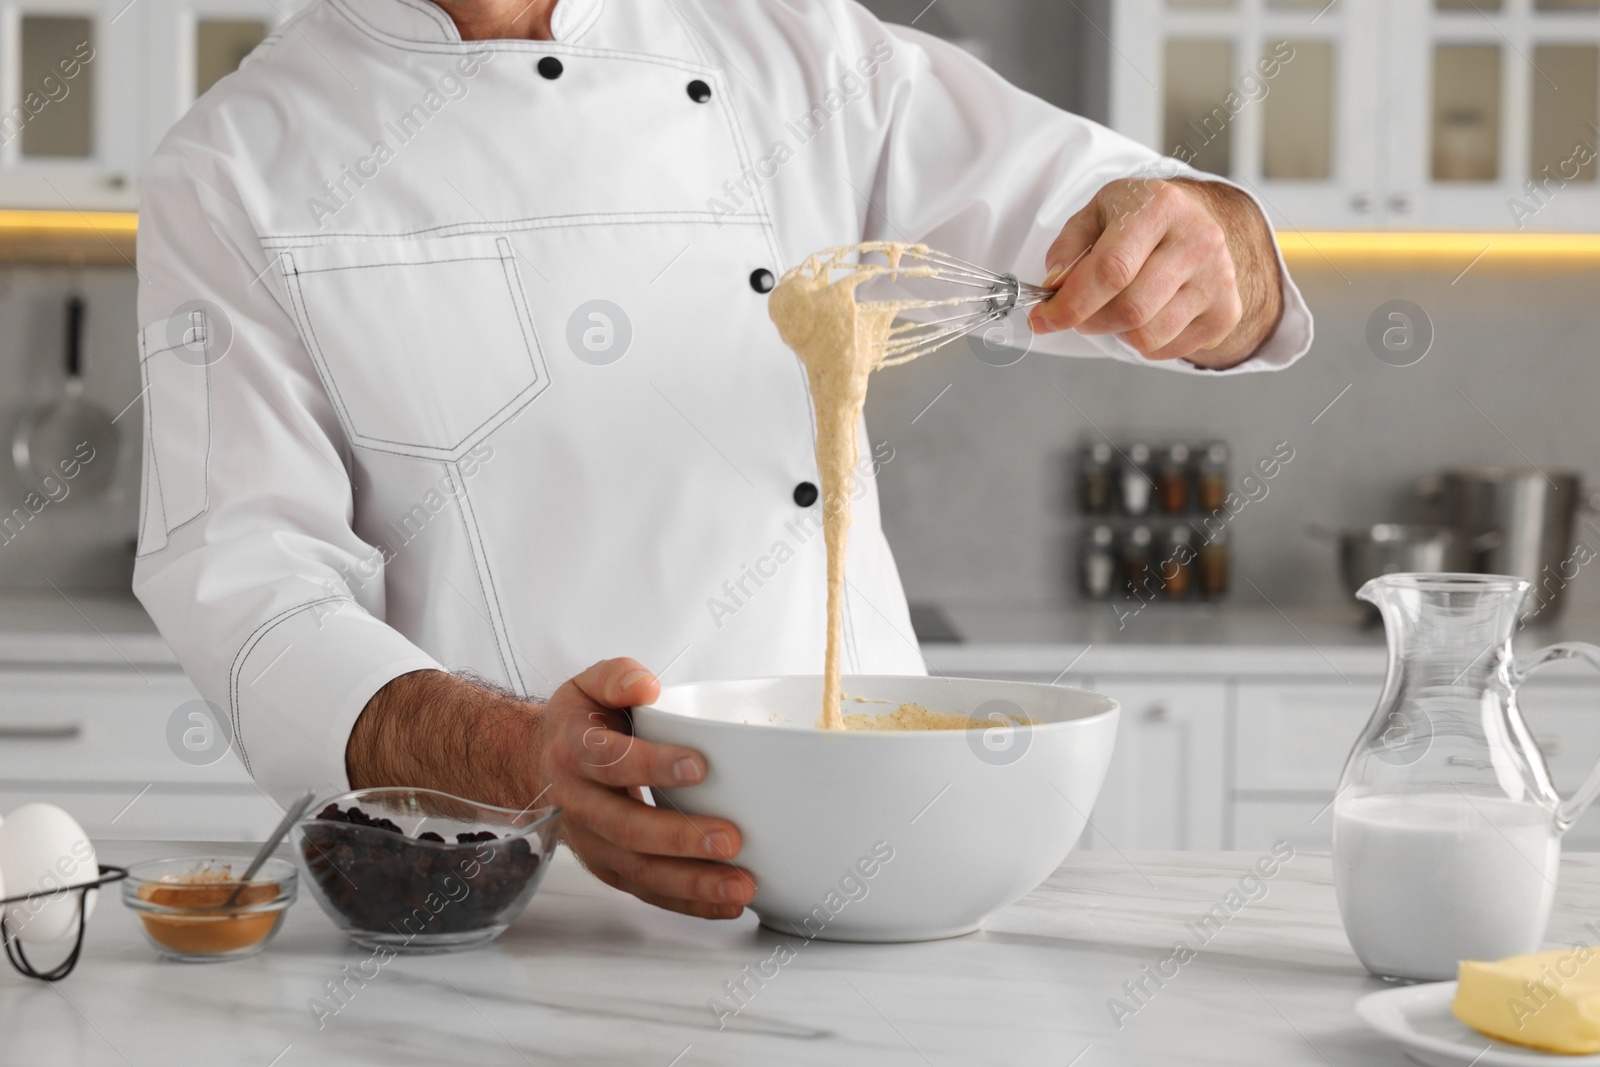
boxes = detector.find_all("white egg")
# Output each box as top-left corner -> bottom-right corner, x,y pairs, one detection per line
0,804 -> 98,945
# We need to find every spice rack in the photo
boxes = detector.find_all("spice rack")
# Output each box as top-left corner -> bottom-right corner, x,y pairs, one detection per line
1075,438 -> 1230,604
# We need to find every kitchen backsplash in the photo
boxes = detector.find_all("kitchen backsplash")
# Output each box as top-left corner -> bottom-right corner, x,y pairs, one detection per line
0,266 -> 142,591
1,260 -> 1596,612
867,261 -> 1600,612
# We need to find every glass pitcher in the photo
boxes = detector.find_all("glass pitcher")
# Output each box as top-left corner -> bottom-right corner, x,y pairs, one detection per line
1332,573 -> 1600,982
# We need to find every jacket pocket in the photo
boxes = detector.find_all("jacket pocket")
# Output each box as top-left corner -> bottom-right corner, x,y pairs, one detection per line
280,233 -> 549,461
136,316 -> 213,552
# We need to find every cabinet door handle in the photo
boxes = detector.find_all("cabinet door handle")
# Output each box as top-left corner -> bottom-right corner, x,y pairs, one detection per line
1144,705 -> 1171,723
0,723 -> 83,740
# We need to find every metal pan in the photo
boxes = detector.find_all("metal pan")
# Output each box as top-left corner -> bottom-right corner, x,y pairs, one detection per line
12,295 -> 118,499
1310,524 -> 1488,612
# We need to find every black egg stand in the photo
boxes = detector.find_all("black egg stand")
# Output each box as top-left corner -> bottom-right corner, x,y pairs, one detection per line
0,865 -> 128,981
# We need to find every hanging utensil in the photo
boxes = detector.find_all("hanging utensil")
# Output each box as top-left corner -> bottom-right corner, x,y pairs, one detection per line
12,295 -> 119,500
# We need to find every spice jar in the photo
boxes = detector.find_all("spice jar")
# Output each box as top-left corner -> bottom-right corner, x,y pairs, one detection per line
1162,524 -> 1195,600
1123,524 -> 1155,598
1197,441 -> 1229,515
1078,441 -> 1115,515
1080,523 -> 1117,600
1158,443 -> 1191,515
1119,443 -> 1154,518
1197,527 -> 1230,600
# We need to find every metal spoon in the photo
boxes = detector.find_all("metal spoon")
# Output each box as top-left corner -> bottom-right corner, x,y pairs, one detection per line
223,789 -> 317,908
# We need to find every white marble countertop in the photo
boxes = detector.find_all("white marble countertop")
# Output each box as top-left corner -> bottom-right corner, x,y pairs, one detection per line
12,840 -> 1600,1066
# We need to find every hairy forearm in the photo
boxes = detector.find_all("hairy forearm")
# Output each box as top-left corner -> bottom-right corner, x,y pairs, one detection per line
1172,178 -> 1284,370
345,669 -> 544,810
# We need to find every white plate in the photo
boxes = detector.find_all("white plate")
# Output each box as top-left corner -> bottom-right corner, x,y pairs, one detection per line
1357,982 -> 1600,1066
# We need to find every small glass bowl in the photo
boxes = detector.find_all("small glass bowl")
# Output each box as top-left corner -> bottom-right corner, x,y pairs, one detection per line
121,857 -> 297,962
292,787 -> 561,954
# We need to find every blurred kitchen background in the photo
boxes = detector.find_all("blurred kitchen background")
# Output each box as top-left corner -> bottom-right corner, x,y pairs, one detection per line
3,0 -> 1600,849
3,0 -> 1598,611
860,0 -> 1600,614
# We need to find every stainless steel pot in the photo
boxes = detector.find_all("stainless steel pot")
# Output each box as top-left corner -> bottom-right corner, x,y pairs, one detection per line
1324,524 -> 1478,604
1318,524 -> 1478,607
1435,467 -> 1598,623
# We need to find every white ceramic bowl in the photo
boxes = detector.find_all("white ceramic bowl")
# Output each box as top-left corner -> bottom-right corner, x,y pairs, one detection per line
633,675 -> 1119,942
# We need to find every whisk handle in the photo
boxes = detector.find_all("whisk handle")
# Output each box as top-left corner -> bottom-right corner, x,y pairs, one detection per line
1014,281 -> 1058,314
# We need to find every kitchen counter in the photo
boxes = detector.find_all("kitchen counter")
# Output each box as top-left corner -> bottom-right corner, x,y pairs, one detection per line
0,592 -> 175,667
14,840 -> 1600,1066
9,590 -> 1600,679
924,601 -> 1600,678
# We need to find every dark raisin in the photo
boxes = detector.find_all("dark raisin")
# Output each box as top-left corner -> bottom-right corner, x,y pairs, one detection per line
299,817 -> 544,937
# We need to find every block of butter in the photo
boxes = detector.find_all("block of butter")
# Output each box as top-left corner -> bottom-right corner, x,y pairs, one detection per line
1454,948 -> 1600,1054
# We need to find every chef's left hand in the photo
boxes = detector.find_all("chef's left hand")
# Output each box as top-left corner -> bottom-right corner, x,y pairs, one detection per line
1028,177 -> 1284,371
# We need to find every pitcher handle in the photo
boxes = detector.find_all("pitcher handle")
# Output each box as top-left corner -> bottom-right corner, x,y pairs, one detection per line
1512,642 -> 1600,831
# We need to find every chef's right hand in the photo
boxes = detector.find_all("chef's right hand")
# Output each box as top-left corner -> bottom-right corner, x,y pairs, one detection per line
540,658 -> 755,920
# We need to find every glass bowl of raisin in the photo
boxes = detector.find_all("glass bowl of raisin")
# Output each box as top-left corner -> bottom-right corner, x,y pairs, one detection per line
293,788 -> 560,953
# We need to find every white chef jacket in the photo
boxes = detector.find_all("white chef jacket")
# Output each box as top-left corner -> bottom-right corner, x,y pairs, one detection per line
133,0 -> 1314,805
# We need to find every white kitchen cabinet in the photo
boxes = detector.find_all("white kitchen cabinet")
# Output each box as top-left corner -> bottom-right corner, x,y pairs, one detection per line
1229,677 -> 1379,849
0,0 -> 302,209
1515,679 -> 1600,848
0,784 -> 279,840
1232,678 -> 1379,793
1112,0 -> 1379,229
1228,675 -> 1600,850
0,0 -> 142,210
1388,1 -> 1600,231
949,669 -> 1228,850
1089,678 -> 1227,850
141,0 -> 301,159
0,666 -> 281,839
1111,0 -> 1600,231
1231,797 -> 1336,852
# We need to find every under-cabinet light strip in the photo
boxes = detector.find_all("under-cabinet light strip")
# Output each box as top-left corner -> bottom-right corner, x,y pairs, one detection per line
3,213 -> 1600,261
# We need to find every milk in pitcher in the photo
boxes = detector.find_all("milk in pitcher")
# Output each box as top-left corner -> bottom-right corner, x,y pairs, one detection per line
1333,792 -> 1558,982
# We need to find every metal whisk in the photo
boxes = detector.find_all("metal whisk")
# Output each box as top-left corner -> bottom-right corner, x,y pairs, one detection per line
868,246 -> 1059,366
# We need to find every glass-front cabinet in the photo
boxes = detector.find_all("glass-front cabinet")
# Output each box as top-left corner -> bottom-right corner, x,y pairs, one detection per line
0,0 -> 294,210
1112,0 -> 1600,231
0,0 -> 141,210
142,0 -> 284,160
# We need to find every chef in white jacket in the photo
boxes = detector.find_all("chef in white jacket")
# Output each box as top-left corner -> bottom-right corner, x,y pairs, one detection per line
135,0 -> 1312,920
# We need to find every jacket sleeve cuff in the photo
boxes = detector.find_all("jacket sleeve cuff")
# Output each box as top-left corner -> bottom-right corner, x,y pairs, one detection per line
228,599 -> 443,807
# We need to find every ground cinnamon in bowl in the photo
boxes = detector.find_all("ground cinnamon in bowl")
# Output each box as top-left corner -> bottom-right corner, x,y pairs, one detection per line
123,859 -> 297,961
